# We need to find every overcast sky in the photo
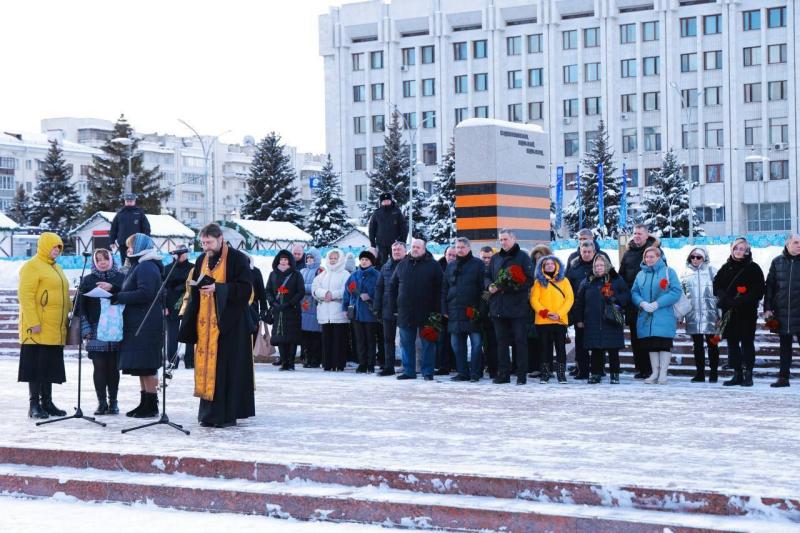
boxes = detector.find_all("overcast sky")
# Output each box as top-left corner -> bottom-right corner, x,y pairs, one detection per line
3,0 -> 361,153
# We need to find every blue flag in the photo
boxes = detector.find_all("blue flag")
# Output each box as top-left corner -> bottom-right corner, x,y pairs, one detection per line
555,166 -> 563,230
597,163 -> 604,229
620,162 -> 628,230
576,164 -> 583,229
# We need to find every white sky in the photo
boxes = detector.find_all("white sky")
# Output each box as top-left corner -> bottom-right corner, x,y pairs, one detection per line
2,0 -> 362,154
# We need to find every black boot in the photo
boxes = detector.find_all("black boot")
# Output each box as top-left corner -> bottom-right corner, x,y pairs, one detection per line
691,373 -> 705,382
107,385 -> 119,415
492,374 -> 510,384
40,382 -> 66,416
556,363 -> 567,384
28,382 -> 48,419
610,373 -> 620,384
126,391 -> 146,417
133,392 -> 159,418
539,364 -> 550,384
94,394 -> 108,416
723,369 -> 743,386
588,374 -> 602,384
741,366 -> 754,387
771,377 -> 790,388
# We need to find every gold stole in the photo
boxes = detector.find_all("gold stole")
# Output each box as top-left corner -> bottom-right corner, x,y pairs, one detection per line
194,245 -> 228,400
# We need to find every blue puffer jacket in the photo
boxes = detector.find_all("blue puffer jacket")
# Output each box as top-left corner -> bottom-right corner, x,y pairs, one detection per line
343,266 -> 380,322
300,247 -> 322,332
631,257 -> 682,339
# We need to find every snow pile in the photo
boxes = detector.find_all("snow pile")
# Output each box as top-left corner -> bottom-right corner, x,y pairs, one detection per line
96,211 -> 194,238
0,212 -> 19,230
231,219 -> 312,243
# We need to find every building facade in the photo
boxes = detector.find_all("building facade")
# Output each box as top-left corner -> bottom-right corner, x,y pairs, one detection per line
320,0 -> 799,235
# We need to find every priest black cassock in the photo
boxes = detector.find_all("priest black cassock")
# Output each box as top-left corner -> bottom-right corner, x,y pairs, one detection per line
179,223 -> 256,428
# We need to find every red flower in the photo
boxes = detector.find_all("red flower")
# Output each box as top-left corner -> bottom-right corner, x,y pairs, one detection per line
317,267 -> 325,275
348,281 -> 357,293
538,309 -> 550,319
765,318 -> 780,333
465,307 -> 476,320
600,282 -> 614,298
301,299 -> 310,311
508,264 -> 527,284
736,286 -> 747,294
659,279 -> 668,290
277,286 -> 289,295
420,326 -> 439,342
709,335 -> 721,346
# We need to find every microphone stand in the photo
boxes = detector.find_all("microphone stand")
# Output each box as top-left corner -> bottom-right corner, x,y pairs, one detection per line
122,254 -> 189,435
38,253 -> 106,428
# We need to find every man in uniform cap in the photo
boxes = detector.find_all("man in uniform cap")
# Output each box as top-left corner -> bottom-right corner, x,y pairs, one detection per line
109,193 -> 150,266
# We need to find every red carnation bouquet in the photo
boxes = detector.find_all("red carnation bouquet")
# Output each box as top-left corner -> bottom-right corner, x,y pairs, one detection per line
348,280 -> 357,293
277,286 -> 289,295
764,317 -> 780,333
301,299 -> 311,311
496,264 -> 527,291
659,278 -> 669,290
736,286 -> 747,295
709,334 -> 722,346
420,312 -> 444,342
538,309 -> 550,319
465,306 -> 480,322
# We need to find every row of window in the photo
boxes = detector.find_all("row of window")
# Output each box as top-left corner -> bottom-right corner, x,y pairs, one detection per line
680,7 -> 786,38
354,143 -> 438,170
743,44 -> 787,66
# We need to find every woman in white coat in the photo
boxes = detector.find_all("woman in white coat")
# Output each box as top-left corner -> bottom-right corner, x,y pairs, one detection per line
312,249 -> 351,371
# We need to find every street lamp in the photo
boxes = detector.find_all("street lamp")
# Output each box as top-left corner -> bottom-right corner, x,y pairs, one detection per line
178,119 -> 231,224
669,82 -> 694,241
745,154 -> 768,232
111,137 -> 134,195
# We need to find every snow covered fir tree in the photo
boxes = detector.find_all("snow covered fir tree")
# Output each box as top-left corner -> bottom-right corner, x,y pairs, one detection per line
7,184 -> 31,226
425,142 -> 456,244
241,132 -> 304,225
562,120 -> 622,237
305,155 -> 352,246
29,139 -> 82,233
639,149 -> 704,238
84,114 -> 169,217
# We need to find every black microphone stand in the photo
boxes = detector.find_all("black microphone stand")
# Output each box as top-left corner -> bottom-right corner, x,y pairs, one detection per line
122,254 -> 189,435
38,253 -> 106,428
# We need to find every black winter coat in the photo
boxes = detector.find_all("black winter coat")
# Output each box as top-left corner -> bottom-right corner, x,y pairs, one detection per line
565,256 -> 595,324
441,252 -> 485,333
368,202 -> 408,247
116,256 -> 164,371
389,251 -> 442,328
764,248 -> 800,335
109,206 -> 151,247
619,236 -> 659,289
265,250 -> 304,344
484,244 -> 534,319
251,266 -> 268,320
374,257 -> 400,320
573,271 -> 630,350
163,258 -> 194,314
713,255 -> 765,338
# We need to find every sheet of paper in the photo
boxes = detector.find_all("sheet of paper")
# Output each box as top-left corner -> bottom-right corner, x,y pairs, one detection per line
84,287 -> 113,298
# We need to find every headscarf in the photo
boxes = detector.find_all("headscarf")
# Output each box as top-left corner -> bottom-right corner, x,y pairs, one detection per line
91,248 -> 120,281
128,233 -> 157,257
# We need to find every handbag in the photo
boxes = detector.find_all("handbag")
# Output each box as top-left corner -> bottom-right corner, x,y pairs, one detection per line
346,305 -> 356,321
673,290 -> 692,320
253,321 -> 277,359
96,299 -> 125,342
603,301 -> 626,326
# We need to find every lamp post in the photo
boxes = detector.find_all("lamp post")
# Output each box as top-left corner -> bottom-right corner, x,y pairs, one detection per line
670,82 -> 694,241
178,119 -> 231,224
745,154 -> 768,232
111,137 -> 134,195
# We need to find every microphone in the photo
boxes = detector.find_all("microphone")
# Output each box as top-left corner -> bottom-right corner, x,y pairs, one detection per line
169,247 -> 190,256
82,251 -> 93,257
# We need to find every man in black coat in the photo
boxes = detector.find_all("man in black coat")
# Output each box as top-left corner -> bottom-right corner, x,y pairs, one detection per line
163,247 -> 193,369
109,194 -> 151,266
479,245 -> 498,378
374,241 -> 406,376
389,238 -> 442,380
618,223 -> 660,379
566,228 -> 610,267
436,246 -> 457,375
485,229 -> 534,385
368,192 -> 408,265
763,234 -> 800,388
565,240 -> 597,379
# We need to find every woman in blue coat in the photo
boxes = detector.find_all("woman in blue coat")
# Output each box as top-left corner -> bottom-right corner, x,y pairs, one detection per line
300,247 -> 323,368
574,255 -> 630,384
631,246 -> 682,384
343,250 -> 380,373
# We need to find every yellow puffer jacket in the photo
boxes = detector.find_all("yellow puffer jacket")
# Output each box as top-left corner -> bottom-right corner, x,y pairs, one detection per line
530,255 -> 574,326
18,232 -> 70,345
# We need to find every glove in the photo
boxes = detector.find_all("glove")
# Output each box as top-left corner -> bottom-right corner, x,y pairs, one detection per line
639,301 -> 650,311
109,295 -> 120,305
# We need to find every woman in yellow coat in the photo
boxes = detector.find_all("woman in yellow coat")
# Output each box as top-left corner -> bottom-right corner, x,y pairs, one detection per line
530,255 -> 574,384
17,232 -> 70,419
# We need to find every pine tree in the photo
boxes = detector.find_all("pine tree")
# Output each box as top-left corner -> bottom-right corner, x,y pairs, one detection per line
425,141 -> 456,244
7,184 -> 32,226
407,186 -> 430,240
241,132 -> 304,224
639,149 -> 704,238
84,114 -> 169,217
306,155 -> 352,246
563,120 -> 622,237
29,140 -> 83,232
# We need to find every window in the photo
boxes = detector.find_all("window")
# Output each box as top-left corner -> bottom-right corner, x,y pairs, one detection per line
507,103 -> 523,122
564,132 -> 579,157
474,73 -> 488,91
743,10 -> 760,31
454,75 -> 468,93
643,56 -> 659,76
585,62 -> 600,82
370,51 -> 383,69
769,117 -> 788,144
372,115 -> 385,132
682,165 -> 700,184
421,45 -> 435,64
583,27 -> 599,47
745,160 -> 764,181
565,172 -> 577,190
680,17 -> 696,37
422,110 -> 436,128
703,14 -> 721,35
563,64 -> 577,84
355,184 -> 366,202
621,58 -> 636,78
768,7 -> 786,28
353,85 -> 365,102
454,107 -> 468,125
705,122 -> 723,148
622,128 -> 637,153
744,82 -> 761,103
770,160 -> 789,180
352,53 -> 363,71
625,168 -> 639,187
768,44 -> 787,64
768,81 -> 787,101
353,116 -> 366,134
621,94 -> 636,112
642,21 -> 659,41
402,80 -> 416,98
527,33 -> 542,53
643,91 -> 659,111
0,157 -> 17,170
744,119 -> 762,146
354,148 -> 366,170
422,143 -> 437,165
403,112 -> 417,129
644,168 -> 659,186
80,164 -> 90,176
585,96 -> 601,115
682,123 -> 698,149
620,23 -> 635,44
473,40 -> 487,59
372,146 -> 384,167
528,101 -> 543,120
747,202 -> 791,231
474,106 -> 488,118
508,70 -> 523,89
422,78 -> 435,96
704,50 -> 722,70
507,36 -> 522,55
402,47 -> 416,66
706,164 -> 723,183
743,46 -> 761,67
528,68 -> 543,87
562,30 -> 577,50
696,205 -> 725,223
702,86 -> 720,106
643,127 -> 661,151
453,42 -> 467,61
371,82 -> 384,100
585,130 -> 599,150
563,98 -> 578,118
681,53 -> 697,72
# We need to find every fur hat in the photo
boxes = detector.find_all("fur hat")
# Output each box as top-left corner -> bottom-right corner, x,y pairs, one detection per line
358,250 -> 376,265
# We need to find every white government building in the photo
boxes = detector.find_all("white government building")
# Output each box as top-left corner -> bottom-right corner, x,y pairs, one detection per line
319,0 -> 799,236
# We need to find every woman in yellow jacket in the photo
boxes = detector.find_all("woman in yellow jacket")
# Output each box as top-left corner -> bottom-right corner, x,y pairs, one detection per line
530,255 -> 574,384
17,232 -> 70,419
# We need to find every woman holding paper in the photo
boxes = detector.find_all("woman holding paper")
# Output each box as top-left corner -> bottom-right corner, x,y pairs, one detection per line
77,249 -> 125,415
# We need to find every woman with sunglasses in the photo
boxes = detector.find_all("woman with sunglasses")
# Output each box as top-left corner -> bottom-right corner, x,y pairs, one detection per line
681,247 -> 720,382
